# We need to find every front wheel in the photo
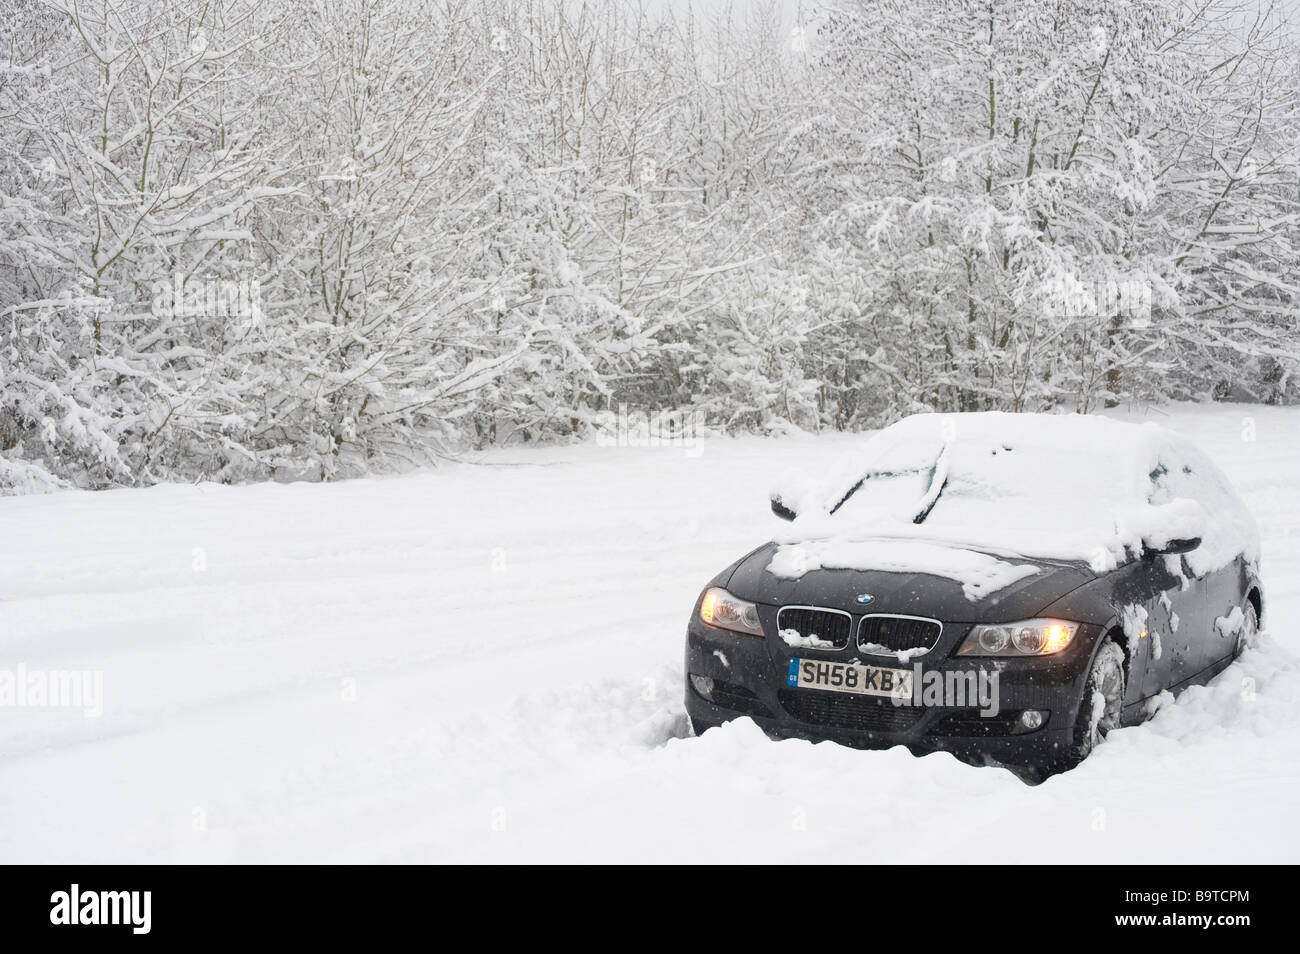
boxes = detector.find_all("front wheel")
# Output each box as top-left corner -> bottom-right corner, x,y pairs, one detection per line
1062,636 -> 1127,770
1016,636 -> 1127,783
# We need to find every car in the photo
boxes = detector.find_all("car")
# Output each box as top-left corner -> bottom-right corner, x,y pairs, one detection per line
684,411 -> 1262,779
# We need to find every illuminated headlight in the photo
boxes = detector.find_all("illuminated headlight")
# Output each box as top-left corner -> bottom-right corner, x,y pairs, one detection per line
699,587 -> 764,637
956,619 -> 1079,657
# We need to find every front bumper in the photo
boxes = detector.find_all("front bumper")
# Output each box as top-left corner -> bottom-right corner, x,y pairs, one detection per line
683,614 -> 1103,768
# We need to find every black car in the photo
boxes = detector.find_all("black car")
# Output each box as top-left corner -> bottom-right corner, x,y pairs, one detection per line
684,412 -> 1262,779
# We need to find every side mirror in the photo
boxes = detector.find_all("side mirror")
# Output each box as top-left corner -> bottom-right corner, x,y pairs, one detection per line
1155,536 -> 1201,556
770,496 -> 796,521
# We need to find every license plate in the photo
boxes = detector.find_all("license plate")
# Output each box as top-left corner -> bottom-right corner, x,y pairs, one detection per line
787,657 -> 913,699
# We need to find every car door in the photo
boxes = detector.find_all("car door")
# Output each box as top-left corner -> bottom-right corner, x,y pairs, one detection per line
1198,554 -> 1248,670
1114,554 -> 1204,701
1153,453 -> 1249,680
1161,553 -> 1213,688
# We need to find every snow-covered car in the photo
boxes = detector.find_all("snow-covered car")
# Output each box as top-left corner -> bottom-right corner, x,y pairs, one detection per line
684,412 -> 1263,778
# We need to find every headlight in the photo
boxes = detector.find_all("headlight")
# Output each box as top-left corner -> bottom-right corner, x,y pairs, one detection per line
956,618 -> 1079,657
699,587 -> 764,637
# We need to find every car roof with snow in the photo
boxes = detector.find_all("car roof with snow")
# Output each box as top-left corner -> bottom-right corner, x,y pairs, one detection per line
770,412 -> 1258,576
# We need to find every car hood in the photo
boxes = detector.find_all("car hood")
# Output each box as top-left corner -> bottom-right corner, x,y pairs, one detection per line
723,540 -> 1094,623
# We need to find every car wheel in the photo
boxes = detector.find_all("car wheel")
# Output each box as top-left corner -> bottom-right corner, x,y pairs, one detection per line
1233,602 -> 1259,659
1066,636 -> 1127,766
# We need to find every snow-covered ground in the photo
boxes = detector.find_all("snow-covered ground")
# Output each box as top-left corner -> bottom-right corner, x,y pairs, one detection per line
1,402 -> 1297,863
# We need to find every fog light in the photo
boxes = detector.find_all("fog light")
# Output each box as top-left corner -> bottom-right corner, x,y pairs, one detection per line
1020,709 -> 1044,730
690,674 -> 715,700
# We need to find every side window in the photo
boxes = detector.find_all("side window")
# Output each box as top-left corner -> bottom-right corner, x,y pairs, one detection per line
1150,442 -> 1250,578
1150,455 -> 1207,525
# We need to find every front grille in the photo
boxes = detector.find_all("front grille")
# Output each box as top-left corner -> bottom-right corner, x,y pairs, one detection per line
778,689 -> 924,733
777,606 -> 852,650
858,615 -> 942,655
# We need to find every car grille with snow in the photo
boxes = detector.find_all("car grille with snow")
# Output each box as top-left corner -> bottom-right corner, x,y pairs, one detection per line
776,606 -> 852,649
857,615 -> 943,655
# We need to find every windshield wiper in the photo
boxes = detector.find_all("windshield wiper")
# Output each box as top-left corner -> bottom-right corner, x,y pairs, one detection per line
910,444 -> 951,524
825,443 -> 952,523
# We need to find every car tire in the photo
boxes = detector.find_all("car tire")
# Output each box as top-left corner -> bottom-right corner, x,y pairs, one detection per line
1064,635 -> 1127,768
1233,602 -> 1259,659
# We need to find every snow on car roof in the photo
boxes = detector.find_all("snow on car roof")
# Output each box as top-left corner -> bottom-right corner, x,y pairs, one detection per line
769,412 -> 1259,585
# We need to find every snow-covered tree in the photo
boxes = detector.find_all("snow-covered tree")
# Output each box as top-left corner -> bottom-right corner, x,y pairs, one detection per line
2,0 -> 1296,492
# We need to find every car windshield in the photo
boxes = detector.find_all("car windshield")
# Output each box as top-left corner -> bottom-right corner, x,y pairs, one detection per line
771,412 -> 1257,575
829,432 -> 1114,540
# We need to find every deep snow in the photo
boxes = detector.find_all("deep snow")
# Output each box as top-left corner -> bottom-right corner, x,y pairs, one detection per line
1,403 -> 1297,863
